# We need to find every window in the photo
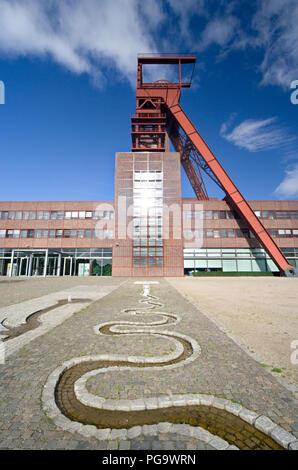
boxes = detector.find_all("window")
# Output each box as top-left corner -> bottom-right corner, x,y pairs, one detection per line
44,211 -> 50,220
29,211 -> 36,220
23,212 -> 29,220
57,211 -> 64,220
65,211 -> 71,219
93,229 -> 103,239
205,211 -> 212,219
213,211 -> 219,219
79,211 -> 85,219
20,230 -> 27,238
71,211 -> 78,219
84,230 -> 91,238
27,230 -> 34,238
254,210 -> 261,218
85,211 -> 92,218
35,230 -> 42,238
64,230 -> 71,238
291,211 -> 298,219
56,230 -> 63,238
221,229 -> 228,238
293,230 -> 298,238
278,229 -> 292,238
37,211 -> 43,220
269,229 -> 278,238
51,211 -> 57,219
262,210 -> 275,219
6,230 -> 13,238
41,230 -> 48,238
49,230 -> 55,238
15,211 -> 22,220
219,211 -> 226,219
0,230 -> 6,238
8,211 -> 15,220
1,211 -> 8,220
276,211 -> 290,219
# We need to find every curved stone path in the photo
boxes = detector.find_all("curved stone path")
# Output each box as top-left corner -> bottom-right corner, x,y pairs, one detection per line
43,284 -> 296,450
0,278 -> 297,450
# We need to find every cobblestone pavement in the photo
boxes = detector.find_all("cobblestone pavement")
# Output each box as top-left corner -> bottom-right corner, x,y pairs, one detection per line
0,278 -> 297,450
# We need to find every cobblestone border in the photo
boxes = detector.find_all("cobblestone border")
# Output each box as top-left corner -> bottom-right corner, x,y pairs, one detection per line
42,366 -> 297,450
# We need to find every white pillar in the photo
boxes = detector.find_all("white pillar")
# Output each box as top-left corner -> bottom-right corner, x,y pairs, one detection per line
43,249 -> 48,277
9,249 -> 14,277
57,253 -> 61,276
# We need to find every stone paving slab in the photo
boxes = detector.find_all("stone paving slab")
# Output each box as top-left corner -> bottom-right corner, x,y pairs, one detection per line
0,278 -> 297,450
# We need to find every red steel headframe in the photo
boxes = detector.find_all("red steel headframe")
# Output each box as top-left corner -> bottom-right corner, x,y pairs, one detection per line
131,54 -> 297,276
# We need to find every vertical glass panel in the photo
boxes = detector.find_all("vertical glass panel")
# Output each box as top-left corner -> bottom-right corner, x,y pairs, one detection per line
222,259 -> 237,272
252,259 -> 266,272
237,259 -> 252,272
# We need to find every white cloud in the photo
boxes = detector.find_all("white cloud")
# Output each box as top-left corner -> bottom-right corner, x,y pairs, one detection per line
0,0 -> 164,86
0,0 -> 297,91
220,116 -> 295,152
197,15 -> 239,51
167,0 -> 206,40
251,0 -> 298,87
275,164 -> 298,198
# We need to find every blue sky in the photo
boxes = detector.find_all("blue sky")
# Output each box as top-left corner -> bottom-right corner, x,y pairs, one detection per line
0,0 -> 297,202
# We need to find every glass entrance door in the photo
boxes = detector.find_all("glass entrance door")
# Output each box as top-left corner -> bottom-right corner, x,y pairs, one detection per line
19,257 -> 29,276
63,257 -> 73,276
31,254 -> 45,276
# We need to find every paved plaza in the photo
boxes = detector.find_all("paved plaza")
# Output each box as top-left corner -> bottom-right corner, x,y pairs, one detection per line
0,277 -> 297,450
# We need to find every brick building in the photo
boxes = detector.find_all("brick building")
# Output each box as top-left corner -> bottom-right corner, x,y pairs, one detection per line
0,151 -> 297,277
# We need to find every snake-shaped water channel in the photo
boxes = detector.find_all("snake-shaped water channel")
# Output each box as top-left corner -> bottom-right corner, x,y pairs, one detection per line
44,284 -> 290,450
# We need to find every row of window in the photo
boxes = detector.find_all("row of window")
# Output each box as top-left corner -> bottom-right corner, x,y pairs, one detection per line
183,228 -> 298,239
133,238 -> 163,247
133,247 -> 163,256
0,210 -> 114,221
0,229 -> 114,239
182,210 -> 298,220
184,247 -> 298,258
134,227 -> 163,236
133,257 -> 163,267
